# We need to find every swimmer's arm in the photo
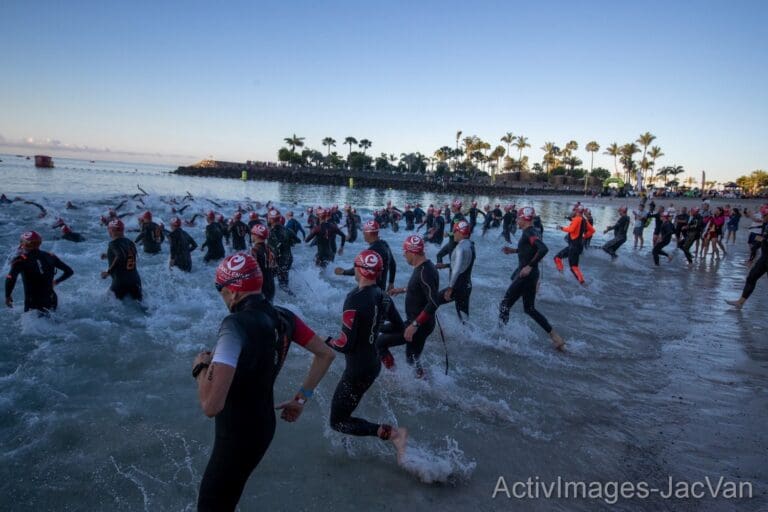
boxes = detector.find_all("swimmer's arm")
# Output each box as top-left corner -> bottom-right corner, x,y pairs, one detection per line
196,360 -> 235,418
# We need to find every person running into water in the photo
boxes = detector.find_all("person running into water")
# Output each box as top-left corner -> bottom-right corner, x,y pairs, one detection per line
101,219 -> 142,301
481,204 -> 493,236
334,220 -> 396,292
194,253 -> 335,511
499,207 -> 566,351
378,235 -> 440,377
267,210 -> 300,295
250,223 -> 277,302
501,204 -> 516,243
632,204 -> 648,249
652,211 -> 675,266
168,217 -> 198,272
554,206 -> 594,285
305,208 -> 345,267
468,200 -> 485,231
202,211 -> 226,263
726,205 -> 768,309
426,207 -> 446,246
726,207 -> 741,244
602,206 -> 630,259
701,206 -> 727,259
326,250 -> 409,462
402,204 -> 416,231
343,205 -> 359,242
435,220 -> 475,322
228,212 -> 249,251
679,207 -> 704,264
5,231 -> 74,313
134,211 -> 164,254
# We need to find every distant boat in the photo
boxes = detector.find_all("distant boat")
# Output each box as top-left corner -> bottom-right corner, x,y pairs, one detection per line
34,155 -> 54,168
89,160 -> 96,163
25,156 -> 30,160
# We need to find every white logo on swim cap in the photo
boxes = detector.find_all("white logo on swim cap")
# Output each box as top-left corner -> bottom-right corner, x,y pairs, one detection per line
227,254 -> 247,271
361,253 -> 380,267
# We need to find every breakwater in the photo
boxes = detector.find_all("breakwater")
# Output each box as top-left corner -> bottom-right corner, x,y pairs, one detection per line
173,162 -> 592,196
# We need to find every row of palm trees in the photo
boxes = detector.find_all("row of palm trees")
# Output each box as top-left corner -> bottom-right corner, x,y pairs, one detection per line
279,131 -> 695,189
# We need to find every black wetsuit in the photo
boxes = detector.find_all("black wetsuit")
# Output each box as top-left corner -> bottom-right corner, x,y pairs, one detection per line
106,237 -> 142,301
502,211 -> 515,243
675,213 -> 690,240
499,226 -> 551,332
376,260 -> 440,368
341,238 -> 396,291
427,216 -> 445,245
5,249 -> 73,312
482,210 -> 493,235
267,224 -> 300,293
741,222 -> 768,299
603,214 -> 630,258
229,221 -> 249,251
219,221 -> 231,245
62,232 -> 85,243
285,218 -> 305,239
305,221 -> 345,267
680,214 -> 703,263
327,285 -> 402,437
413,207 -> 425,224
169,228 -> 198,272
492,207 -> 503,228
251,243 -> 276,302
468,207 -> 485,230
416,213 -> 434,233
437,239 -> 475,320
403,210 -> 415,230
202,223 -> 226,263
197,295 -> 298,512
345,214 -> 359,243
652,220 -> 675,265
135,221 -> 164,254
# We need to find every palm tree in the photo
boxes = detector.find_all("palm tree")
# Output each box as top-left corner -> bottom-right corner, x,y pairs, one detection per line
358,139 -> 372,154
490,145 -> 506,183
284,134 -> 305,153
604,142 -> 620,177
647,145 -> 664,183
514,135 -> 530,161
540,142 -> 559,175
455,130 -> 462,171
321,137 -> 336,156
343,137 -> 358,156
636,132 -> 656,163
562,140 -> 578,160
639,158 -> 652,189
619,143 -> 640,185
500,132 -> 515,155
585,141 -> 600,193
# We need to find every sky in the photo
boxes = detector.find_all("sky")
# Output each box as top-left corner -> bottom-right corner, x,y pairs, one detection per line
1,0 -> 766,181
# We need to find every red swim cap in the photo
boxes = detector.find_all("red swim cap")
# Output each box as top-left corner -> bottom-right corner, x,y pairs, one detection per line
20,231 -> 42,246
452,199 -> 462,209
108,219 -> 125,231
454,220 -> 471,236
267,209 -> 280,222
250,223 -> 269,239
170,217 -> 182,229
141,211 -> 152,222
403,234 -> 425,254
517,206 -> 535,221
61,225 -> 72,234
249,212 -> 258,221
206,210 -> 216,221
362,220 -> 379,233
233,211 -> 242,220
215,253 -> 263,293
354,249 -> 383,279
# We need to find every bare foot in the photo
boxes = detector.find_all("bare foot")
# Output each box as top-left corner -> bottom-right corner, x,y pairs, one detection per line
550,331 -> 566,351
725,299 -> 743,310
391,427 -> 409,465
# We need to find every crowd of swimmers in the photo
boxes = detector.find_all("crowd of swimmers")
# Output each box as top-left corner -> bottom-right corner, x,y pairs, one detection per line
3,191 -> 767,511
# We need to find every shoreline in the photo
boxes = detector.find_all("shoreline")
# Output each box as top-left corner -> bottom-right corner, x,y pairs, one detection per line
172,163 -> 589,196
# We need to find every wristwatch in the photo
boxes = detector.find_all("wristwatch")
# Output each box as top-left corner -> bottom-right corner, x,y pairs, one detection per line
411,321 -> 419,328
294,394 -> 307,406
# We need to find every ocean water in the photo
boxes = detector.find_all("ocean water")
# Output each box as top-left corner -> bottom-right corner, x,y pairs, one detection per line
1,154 -> 766,511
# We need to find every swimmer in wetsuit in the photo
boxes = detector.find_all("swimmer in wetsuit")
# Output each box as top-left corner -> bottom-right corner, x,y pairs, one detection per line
435,220 -> 475,322
228,212 -> 249,251
267,210 -> 301,294
134,211 -> 164,254
168,217 -> 198,272
499,207 -> 565,351
679,207 -> 703,264
554,206 -> 595,285
250,223 -> 277,302
60,225 -> 86,243
5,231 -> 73,313
202,211 -> 226,263
326,249 -> 409,462
334,220 -> 396,292
377,235 -> 440,376
651,212 -> 675,266
468,201 -> 485,231
726,204 -> 768,309
101,219 -> 143,301
194,253 -> 335,512
304,208 -> 345,267
602,206 -> 630,259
